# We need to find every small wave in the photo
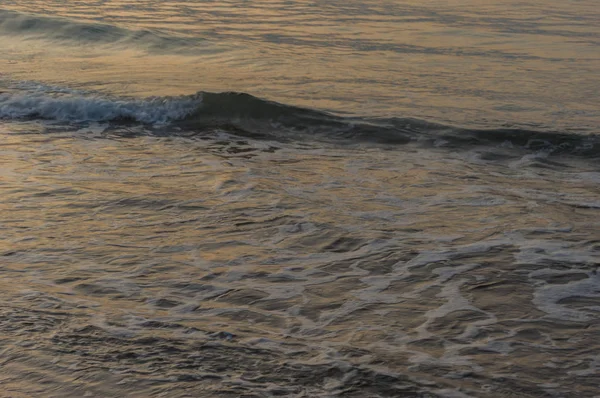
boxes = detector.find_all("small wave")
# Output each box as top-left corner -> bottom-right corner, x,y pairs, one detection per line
0,9 -> 199,52
1,85 -> 598,158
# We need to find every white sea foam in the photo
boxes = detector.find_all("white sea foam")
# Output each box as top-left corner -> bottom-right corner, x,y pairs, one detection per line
533,271 -> 600,322
0,91 -> 200,124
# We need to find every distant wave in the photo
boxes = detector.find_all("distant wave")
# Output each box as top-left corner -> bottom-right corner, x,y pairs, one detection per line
0,9 -> 200,52
0,85 -> 597,158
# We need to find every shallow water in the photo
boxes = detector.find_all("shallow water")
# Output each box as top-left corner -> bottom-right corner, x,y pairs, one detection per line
0,1 -> 599,397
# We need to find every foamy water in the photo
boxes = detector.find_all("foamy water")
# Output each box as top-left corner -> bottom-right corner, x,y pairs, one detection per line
0,1 -> 599,397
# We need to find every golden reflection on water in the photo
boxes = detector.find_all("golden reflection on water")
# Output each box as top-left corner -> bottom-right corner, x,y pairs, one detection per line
1,1 -> 600,395
1,0 -> 599,129
0,127 -> 599,396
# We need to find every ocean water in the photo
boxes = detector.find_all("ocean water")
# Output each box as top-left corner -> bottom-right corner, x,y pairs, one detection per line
0,1 -> 599,397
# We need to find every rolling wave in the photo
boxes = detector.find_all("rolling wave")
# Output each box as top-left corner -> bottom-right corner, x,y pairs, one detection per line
0,9 -> 200,52
0,86 -> 598,157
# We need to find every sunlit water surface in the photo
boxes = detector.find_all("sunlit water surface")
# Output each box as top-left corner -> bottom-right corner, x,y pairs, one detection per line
0,1 -> 599,397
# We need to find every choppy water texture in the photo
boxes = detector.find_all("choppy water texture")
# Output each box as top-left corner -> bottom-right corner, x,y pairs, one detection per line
0,1 -> 599,397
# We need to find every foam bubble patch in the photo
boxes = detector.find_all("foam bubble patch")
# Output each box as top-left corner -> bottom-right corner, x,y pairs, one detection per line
0,91 -> 201,124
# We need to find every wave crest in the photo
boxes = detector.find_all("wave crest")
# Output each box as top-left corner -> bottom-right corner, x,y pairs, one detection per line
0,90 -> 201,124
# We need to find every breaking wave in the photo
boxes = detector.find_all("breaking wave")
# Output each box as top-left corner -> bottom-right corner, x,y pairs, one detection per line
0,85 -> 598,157
0,88 -> 202,124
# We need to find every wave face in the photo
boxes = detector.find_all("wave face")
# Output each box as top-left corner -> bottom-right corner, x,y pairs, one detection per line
0,9 -> 199,52
183,92 -> 600,157
1,87 -> 598,158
